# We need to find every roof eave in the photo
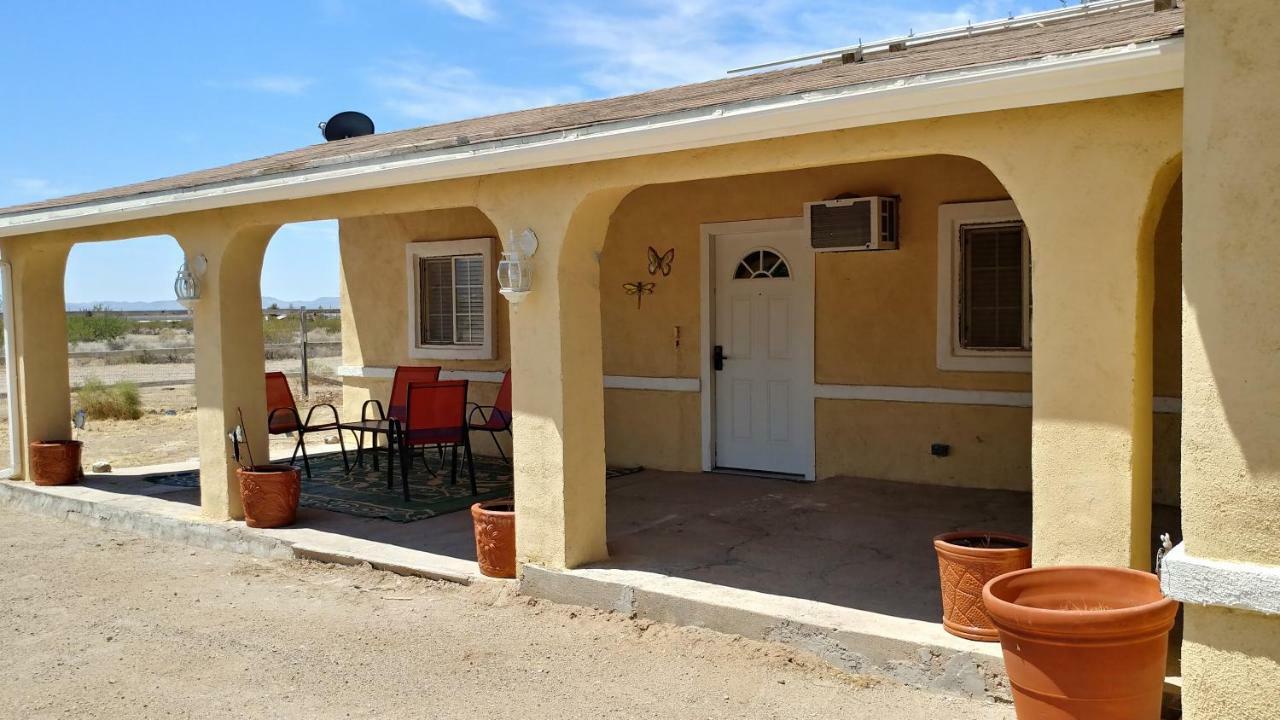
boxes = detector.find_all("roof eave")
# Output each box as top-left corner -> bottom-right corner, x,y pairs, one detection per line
0,37 -> 1184,239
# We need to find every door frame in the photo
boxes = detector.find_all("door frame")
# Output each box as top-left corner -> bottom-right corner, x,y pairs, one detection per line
699,217 -> 816,480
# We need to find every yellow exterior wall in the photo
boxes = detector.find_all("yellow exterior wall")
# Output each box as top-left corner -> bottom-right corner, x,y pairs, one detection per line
337,206 -> 511,457
1179,2 -> 1280,718
815,399 -> 1030,489
601,154 -> 1182,496
1182,605 -> 1280,720
603,389 -> 701,471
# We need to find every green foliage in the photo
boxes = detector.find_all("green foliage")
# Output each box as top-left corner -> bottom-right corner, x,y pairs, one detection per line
262,316 -> 297,345
75,378 -> 143,420
67,306 -> 133,343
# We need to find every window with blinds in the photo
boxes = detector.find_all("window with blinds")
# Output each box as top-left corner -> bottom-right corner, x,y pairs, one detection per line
419,254 -> 485,346
958,222 -> 1030,351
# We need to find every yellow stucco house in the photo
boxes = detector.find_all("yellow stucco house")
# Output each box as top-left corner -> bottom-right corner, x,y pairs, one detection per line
0,1 -> 1275,716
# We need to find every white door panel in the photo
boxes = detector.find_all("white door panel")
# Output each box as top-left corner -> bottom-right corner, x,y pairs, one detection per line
713,230 -> 812,476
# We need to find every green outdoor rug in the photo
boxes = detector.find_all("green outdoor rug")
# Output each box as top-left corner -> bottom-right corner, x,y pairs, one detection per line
146,451 -> 642,523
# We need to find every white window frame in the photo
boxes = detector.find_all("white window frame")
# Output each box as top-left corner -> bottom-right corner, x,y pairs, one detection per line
936,201 -> 1031,373
405,237 -> 496,361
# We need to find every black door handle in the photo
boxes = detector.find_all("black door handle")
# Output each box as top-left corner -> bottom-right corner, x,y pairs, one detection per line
713,345 -> 727,371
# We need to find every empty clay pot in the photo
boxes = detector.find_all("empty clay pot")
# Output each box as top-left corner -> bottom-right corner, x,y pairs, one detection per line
934,531 -> 1031,641
237,464 -> 301,528
983,566 -> 1179,720
471,499 -> 516,578
29,440 -> 83,486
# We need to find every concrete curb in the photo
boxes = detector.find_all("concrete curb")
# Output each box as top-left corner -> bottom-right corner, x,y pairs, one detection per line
520,564 -> 1011,701
0,479 -> 495,588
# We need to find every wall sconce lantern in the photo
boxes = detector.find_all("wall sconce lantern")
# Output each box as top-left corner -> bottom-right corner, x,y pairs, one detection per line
497,228 -> 538,304
174,254 -> 208,309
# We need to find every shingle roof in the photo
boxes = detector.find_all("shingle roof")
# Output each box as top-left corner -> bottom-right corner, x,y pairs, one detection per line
0,4 -> 1183,218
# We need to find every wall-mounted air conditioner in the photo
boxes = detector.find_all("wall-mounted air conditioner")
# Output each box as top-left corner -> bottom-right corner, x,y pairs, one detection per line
804,196 -> 899,251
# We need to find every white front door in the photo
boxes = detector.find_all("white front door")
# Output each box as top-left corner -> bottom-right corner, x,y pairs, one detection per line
712,226 -> 812,476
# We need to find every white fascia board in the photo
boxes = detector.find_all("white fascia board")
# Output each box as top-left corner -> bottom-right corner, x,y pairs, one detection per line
0,38 -> 1183,238
1161,543 -> 1280,617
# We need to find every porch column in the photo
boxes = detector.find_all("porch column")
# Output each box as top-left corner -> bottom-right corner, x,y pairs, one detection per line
479,186 -> 632,570
0,238 -> 72,478
175,225 -> 275,520
1019,166 -> 1173,570
1175,2 -> 1280,717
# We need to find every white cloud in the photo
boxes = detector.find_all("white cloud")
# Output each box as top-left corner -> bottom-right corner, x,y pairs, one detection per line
373,0 -> 1056,125
430,0 -> 495,21
371,58 -> 581,123
3,177 -> 75,204
539,0 -> 1050,95
235,75 -> 316,95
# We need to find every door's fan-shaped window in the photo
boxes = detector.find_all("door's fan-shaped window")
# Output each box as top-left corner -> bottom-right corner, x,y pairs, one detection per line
733,249 -> 790,279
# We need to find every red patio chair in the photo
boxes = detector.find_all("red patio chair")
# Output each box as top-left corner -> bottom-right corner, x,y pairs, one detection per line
468,370 -> 513,463
361,365 -> 442,424
265,371 -> 348,478
394,380 -> 476,501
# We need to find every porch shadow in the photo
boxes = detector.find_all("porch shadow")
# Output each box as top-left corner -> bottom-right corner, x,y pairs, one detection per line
596,471 -> 1181,624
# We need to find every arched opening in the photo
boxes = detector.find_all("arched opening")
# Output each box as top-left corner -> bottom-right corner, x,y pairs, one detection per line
594,154 -> 1033,622
257,220 -> 346,465
61,234 -> 189,472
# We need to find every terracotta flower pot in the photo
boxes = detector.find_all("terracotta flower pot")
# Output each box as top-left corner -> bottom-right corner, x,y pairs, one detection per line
236,464 -> 301,529
933,531 -> 1031,641
983,566 -> 1179,720
29,440 -> 83,486
471,499 -> 516,578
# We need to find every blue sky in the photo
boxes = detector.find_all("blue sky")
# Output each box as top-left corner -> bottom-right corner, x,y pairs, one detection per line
2,0 -> 1059,303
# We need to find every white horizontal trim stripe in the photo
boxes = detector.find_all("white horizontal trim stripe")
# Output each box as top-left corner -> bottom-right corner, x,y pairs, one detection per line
338,367 -> 1184,412
815,384 -> 1032,408
336,365 -> 394,379
335,366 -> 504,383
440,370 -> 506,384
1161,543 -> 1280,617
604,376 -> 701,393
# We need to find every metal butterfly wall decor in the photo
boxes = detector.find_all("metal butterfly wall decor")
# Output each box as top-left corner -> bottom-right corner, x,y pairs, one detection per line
622,280 -> 656,308
647,246 -> 675,276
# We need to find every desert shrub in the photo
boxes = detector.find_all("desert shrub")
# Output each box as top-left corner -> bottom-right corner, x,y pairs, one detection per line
75,378 -> 143,420
262,316 -> 297,345
308,315 -> 342,334
67,306 -> 133,343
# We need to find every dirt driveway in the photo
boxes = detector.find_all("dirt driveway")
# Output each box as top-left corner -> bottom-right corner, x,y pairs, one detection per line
0,508 -> 1015,719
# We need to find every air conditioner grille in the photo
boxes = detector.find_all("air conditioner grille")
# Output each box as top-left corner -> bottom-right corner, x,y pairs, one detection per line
810,202 -> 871,249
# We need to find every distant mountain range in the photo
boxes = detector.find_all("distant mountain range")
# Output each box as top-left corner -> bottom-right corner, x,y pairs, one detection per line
66,297 -> 340,312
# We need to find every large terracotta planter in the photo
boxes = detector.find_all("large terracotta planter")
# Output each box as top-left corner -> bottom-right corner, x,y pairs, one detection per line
236,465 -> 301,529
983,566 -> 1179,720
29,440 -> 83,486
471,499 -> 515,578
933,531 -> 1031,641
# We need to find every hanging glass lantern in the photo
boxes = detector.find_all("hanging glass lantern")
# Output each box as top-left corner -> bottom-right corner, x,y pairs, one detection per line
174,255 -> 204,309
497,228 -> 538,304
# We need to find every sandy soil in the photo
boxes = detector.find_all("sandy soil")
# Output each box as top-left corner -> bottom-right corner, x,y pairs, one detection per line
0,507 -> 1014,719
73,384 -> 346,469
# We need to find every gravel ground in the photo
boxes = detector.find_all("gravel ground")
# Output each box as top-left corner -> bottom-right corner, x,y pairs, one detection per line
0,507 -> 1015,719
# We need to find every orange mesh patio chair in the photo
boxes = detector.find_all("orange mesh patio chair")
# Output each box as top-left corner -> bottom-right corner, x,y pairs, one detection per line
468,369 -> 513,463
360,365 -> 442,424
395,380 -> 476,501
265,371 -> 348,478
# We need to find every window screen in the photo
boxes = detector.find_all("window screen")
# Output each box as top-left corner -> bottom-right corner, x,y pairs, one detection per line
419,254 -> 484,345
959,223 -> 1027,350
